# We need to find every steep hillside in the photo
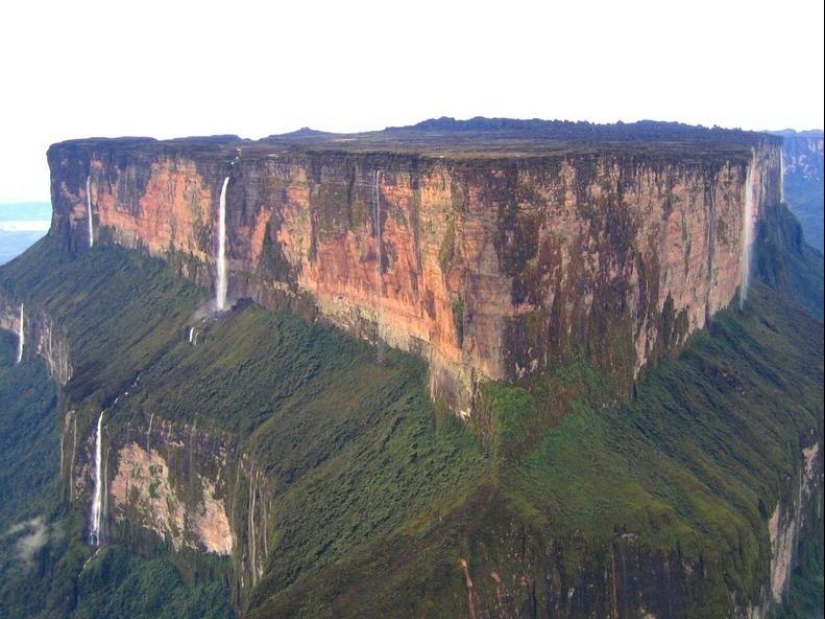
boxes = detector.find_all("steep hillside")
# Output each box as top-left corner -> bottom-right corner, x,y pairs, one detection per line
0,238 -> 487,617
248,280 -> 823,618
1,211 -> 822,618
755,202 -> 823,320
0,244 -> 236,619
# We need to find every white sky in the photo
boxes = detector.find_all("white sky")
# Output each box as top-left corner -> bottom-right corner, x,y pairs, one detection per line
1,0 -> 823,202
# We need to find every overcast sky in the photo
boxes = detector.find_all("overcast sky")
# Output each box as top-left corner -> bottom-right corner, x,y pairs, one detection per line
1,0 -> 823,202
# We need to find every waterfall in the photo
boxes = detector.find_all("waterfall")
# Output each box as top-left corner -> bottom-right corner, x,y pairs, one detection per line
70,415 -> 78,502
16,303 -> 24,364
86,176 -> 94,249
373,171 -> 385,364
188,421 -> 197,496
103,446 -> 110,539
740,154 -> 756,310
780,149 -> 785,204
249,473 -> 257,585
90,411 -> 105,546
147,412 -> 154,452
188,326 -> 195,345
216,177 -> 230,311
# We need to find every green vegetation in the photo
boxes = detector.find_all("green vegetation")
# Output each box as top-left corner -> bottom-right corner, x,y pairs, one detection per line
0,316 -> 235,618
1,192 -> 822,618
0,331 -> 58,523
773,494 -> 824,619
0,237 -> 205,413
251,281 -> 821,618
452,295 -> 465,345
0,238 -> 489,617
0,332 -> 63,616
515,283 -> 819,575
437,215 -> 456,269
0,242 -> 235,619
755,203 -> 824,320
70,546 -> 234,619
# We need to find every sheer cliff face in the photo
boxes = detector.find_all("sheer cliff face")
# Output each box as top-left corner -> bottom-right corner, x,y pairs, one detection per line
47,137 -> 782,409
1,299 -> 72,383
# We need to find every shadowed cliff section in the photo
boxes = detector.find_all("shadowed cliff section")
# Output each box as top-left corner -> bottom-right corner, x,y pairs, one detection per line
755,202 -> 824,321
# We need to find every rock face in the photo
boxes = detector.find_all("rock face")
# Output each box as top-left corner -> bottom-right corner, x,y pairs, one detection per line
767,442 -> 821,604
59,409 -> 270,589
0,299 -> 72,383
107,424 -> 234,556
46,125 -> 782,410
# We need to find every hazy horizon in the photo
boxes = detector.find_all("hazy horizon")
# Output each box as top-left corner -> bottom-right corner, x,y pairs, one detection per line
0,202 -> 51,265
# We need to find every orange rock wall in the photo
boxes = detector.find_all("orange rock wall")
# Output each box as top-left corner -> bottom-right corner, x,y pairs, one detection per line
47,140 -> 782,409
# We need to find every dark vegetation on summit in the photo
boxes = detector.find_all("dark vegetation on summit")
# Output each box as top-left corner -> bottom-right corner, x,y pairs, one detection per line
57,117 -> 779,162
399,116 -> 764,141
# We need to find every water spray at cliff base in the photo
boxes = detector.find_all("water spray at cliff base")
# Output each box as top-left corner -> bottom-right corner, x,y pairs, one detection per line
215,176 -> 230,312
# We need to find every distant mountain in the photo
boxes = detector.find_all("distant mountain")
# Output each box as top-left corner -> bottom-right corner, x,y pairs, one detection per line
772,130 -> 824,251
